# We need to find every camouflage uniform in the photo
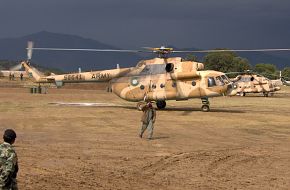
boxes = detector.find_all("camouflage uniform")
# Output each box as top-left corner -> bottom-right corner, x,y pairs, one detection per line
140,103 -> 156,139
0,142 -> 18,190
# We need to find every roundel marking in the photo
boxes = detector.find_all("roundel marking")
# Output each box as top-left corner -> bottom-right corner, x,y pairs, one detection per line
131,77 -> 139,86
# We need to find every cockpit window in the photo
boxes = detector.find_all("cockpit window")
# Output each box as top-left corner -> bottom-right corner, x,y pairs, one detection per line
221,75 -> 230,84
208,77 -> 216,87
215,76 -> 225,86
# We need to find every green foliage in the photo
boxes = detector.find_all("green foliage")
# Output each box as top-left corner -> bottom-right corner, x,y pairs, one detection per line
184,54 -> 198,62
282,67 -> 290,80
254,63 -> 277,79
0,60 -> 18,70
203,51 -> 251,73
255,63 -> 277,74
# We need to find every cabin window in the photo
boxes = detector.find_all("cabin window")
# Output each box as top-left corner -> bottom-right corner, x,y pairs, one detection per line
160,84 -> 165,88
208,77 -> 216,87
240,76 -> 251,82
152,84 -> 156,89
140,85 -> 145,90
192,80 -> 196,86
140,64 -> 166,75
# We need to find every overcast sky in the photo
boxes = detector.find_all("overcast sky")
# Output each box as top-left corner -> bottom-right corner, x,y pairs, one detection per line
0,0 -> 290,49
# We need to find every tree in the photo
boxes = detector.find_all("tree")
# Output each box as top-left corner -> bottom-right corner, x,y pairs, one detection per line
232,57 -> 251,72
255,63 -> 277,74
282,67 -> 290,80
203,51 -> 251,73
254,63 -> 277,79
184,54 -> 198,62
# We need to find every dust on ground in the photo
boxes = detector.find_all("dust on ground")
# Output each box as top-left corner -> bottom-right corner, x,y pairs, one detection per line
0,86 -> 290,190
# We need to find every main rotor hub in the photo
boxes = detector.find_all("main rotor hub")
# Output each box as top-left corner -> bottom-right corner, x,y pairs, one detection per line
151,46 -> 174,58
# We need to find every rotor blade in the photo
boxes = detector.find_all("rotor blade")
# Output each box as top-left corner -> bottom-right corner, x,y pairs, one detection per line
225,70 -> 254,75
27,41 -> 34,60
225,71 -> 244,75
172,48 -> 290,53
27,47 -> 290,54
28,48 -> 151,53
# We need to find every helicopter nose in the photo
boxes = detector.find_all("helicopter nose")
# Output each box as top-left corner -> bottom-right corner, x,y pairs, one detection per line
226,83 -> 237,96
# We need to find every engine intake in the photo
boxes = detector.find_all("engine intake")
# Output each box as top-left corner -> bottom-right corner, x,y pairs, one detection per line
165,63 -> 174,72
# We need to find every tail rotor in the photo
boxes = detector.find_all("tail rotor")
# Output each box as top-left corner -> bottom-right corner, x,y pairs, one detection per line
27,41 -> 34,62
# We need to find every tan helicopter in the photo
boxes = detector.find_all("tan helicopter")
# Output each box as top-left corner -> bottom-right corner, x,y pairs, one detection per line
21,43 -> 290,110
229,71 -> 281,97
20,42 -> 239,112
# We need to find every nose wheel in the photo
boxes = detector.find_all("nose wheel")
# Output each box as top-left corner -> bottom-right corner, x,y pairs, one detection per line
201,97 -> 210,112
156,100 -> 166,109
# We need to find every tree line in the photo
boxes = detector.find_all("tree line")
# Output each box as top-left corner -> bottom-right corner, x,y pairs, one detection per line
185,51 -> 290,80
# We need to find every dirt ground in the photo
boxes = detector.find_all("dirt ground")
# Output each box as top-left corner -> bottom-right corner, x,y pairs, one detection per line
0,85 -> 290,190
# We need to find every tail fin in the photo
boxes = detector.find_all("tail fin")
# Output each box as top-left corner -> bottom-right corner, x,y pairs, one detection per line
21,61 -> 44,82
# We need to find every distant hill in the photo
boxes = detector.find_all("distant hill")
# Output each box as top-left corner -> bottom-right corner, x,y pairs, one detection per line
0,31 -> 289,71
0,31 -> 143,72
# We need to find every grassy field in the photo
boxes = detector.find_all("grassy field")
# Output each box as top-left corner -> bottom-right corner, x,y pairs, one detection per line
0,86 -> 290,189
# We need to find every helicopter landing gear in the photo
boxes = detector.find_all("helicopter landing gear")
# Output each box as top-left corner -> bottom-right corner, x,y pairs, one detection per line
263,92 -> 269,97
156,100 -> 166,109
201,97 -> 210,112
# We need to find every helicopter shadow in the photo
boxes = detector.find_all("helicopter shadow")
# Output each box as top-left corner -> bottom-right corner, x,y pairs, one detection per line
160,107 -> 244,113
51,103 -> 244,114
116,105 -> 245,113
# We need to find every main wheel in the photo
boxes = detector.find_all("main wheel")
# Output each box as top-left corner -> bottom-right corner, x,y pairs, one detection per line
201,105 -> 210,112
156,100 -> 166,109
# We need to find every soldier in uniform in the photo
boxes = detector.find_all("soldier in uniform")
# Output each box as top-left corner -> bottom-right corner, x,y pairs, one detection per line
139,102 -> 156,140
20,73 -> 23,81
0,129 -> 18,190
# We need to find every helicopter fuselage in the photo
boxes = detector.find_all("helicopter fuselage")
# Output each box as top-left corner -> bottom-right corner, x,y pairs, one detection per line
21,57 -> 237,109
110,57 -> 236,102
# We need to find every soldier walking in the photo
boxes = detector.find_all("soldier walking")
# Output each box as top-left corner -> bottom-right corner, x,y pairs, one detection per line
0,129 -> 18,190
139,101 -> 156,140
20,73 -> 23,81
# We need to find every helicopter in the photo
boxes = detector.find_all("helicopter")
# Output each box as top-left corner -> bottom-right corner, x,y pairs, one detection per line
21,42 -> 290,110
20,42 -> 239,112
229,71 -> 281,97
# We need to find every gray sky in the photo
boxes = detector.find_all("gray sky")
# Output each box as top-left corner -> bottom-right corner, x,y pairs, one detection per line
1,0 -> 290,49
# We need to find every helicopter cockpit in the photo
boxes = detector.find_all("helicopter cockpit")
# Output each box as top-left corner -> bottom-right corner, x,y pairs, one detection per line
208,75 -> 231,87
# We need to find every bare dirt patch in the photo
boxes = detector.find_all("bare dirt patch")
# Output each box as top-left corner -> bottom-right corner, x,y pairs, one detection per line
0,86 -> 290,189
